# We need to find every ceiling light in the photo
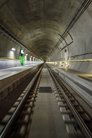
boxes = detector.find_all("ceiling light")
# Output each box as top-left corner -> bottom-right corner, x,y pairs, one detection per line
11,48 -> 16,51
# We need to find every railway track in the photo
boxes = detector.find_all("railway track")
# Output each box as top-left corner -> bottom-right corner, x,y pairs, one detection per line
48,67 -> 92,138
0,66 -> 42,138
0,65 -> 92,138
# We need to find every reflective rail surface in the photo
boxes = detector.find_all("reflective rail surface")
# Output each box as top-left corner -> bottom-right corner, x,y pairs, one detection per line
0,65 -> 43,138
0,64 -> 92,138
48,66 -> 92,138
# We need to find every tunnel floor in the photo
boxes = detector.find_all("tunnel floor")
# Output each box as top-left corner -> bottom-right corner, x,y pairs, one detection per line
27,68 -> 69,138
0,65 -> 92,138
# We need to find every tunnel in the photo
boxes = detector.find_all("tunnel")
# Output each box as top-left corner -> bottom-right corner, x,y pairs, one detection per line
0,0 -> 92,138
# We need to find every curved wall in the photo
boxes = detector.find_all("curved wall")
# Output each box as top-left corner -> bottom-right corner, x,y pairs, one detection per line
49,3 -> 92,73
68,3 -> 92,73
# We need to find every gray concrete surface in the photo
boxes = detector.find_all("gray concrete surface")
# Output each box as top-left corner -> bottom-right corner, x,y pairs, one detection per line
49,3 -> 92,73
0,0 -> 87,60
0,62 -> 41,80
0,1 -> 92,73
53,67 -> 92,107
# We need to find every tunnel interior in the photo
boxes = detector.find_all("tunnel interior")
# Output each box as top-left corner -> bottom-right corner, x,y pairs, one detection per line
0,1 -> 92,138
0,0 -> 91,73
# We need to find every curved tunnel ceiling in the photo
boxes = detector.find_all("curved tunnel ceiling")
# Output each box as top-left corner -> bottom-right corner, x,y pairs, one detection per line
0,0 -> 85,60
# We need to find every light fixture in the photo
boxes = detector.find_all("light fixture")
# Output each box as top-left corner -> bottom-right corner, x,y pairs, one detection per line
11,48 -> 16,51
26,54 -> 28,56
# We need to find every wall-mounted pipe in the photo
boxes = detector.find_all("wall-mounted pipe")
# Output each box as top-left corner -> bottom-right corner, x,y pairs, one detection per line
58,32 -> 73,51
49,0 -> 92,56
0,24 -> 30,51
71,52 -> 92,58
62,0 -> 92,38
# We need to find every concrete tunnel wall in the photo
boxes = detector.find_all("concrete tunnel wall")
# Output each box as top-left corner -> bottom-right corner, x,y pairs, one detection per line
49,3 -> 92,73
0,2 -> 92,71
0,30 -> 32,69
0,33 -> 20,59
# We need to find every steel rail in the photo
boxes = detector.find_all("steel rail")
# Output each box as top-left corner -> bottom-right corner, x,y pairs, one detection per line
0,65 -> 43,138
48,67 -> 92,138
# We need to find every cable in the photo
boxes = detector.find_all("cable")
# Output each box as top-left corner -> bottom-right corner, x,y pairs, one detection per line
49,0 -> 92,56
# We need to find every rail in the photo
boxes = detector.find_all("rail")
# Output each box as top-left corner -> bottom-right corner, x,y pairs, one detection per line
48,67 -> 92,138
0,65 -> 43,138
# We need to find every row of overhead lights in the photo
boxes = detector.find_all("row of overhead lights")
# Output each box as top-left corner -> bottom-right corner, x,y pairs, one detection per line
11,48 -> 28,56
1,28 -> 36,60
10,47 -> 35,60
